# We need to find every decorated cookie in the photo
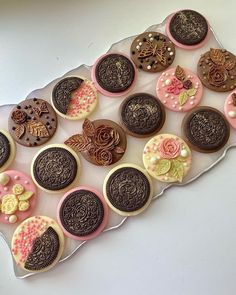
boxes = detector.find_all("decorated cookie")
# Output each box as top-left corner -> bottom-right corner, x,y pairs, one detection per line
120,93 -> 166,137
143,134 -> 192,183
130,32 -> 175,72
65,118 -> 126,166
224,91 -> 236,129
11,216 -> 64,273
103,163 -> 153,216
0,129 -> 16,172
0,170 -> 37,224
91,53 -> 136,97
57,186 -> 108,241
182,106 -> 230,153
52,77 -> 98,120
166,9 -> 209,49
197,48 -> 236,92
31,144 -> 80,193
156,66 -> 203,112
8,98 -> 57,147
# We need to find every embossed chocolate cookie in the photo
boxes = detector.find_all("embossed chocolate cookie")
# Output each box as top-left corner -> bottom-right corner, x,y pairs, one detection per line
166,10 -> 209,48
57,186 -> 108,241
92,53 -> 136,97
31,144 -> 80,193
197,48 -> 236,92
8,98 -> 57,147
52,77 -> 98,120
65,118 -> 127,166
0,130 -> 16,172
11,216 -> 64,273
120,93 -> 166,137
103,163 -> 153,216
130,32 -> 175,72
182,107 -> 230,153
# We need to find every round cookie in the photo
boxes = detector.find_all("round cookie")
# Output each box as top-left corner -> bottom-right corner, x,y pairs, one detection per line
0,170 -> 37,224
224,91 -> 236,129
156,66 -> 203,112
11,216 -> 64,273
103,163 -> 153,216
0,129 -> 16,172
8,98 -> 57,147
197,48 -> 236,92
166,9 -> 210,49
143,134 -> 192,183
57,186 -> 108,241
52,77 -> 98,120
65,118 -> 127,166
182,106 -> 230,153
120,93 -> 166,137
91,53 -> 136,97
31,144 -> 80,193
130,31 -> 175,72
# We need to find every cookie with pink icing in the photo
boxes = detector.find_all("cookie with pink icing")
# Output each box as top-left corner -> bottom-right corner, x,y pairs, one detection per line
57,186 -> 108,241
0,170 -> 37,224
224,91 -> 236,129
143,134 -> 192,183
156,66 -> 203,112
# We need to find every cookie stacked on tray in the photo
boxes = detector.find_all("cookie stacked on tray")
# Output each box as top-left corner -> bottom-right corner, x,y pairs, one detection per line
1,8 -> 236,274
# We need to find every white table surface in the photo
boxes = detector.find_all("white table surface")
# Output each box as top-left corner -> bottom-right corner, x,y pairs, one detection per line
1,1 -> 236,294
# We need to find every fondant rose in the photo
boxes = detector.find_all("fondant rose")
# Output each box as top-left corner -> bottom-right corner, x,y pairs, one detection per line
1,194 -> 18,214
94,125 -> 120,150
208,65 -> 228,87
159,138 -> 180,159
166,77 -> 183,95
11,110 -> 27,124
94,148 -> 113,166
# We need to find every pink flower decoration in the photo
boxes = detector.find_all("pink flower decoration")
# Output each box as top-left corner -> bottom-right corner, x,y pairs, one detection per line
166,77 -> 183,95
159,138 -> 180,159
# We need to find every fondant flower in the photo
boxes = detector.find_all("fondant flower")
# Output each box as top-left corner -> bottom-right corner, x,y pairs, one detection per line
94,148 -> 113,166
11,110 -> 27,124
166,77 -> 183,95
1,194 -> 18,214
94,125 -> 120,150
208,65 -> 228,87
159,138 -> 180,159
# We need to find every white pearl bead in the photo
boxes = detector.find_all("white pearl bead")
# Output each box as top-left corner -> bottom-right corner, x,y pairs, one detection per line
167,47 -> 171,51
148,33 -> 152,37
139,42 -> 142,46
9,215 -> 17,224
150,156 -> 158,164
147,65 -> 151,70
0,173 -> 10,186
170,52 -> 173,56
228,111 -> 236,118
165,79 -> 171,86
181,149 -> 188,157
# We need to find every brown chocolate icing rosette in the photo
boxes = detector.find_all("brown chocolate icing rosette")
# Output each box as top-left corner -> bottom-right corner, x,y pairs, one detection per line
65,119 -> 127,166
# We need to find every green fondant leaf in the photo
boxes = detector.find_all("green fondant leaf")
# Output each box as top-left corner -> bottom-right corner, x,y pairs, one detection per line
18,191 -> 34,201
169,159 -> 184,182
156,159 -> 171,176
187,88 -> 197,96
178,91 -> 188,106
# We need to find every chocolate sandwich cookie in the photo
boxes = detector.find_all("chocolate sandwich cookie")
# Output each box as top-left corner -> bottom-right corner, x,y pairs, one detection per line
130,32 -> 175,72
65,118 -> 127,166
8,98 -> 57,147
120,93 -> 166,137
182,106 -> 230,153
57,186 -> 108,241
0,130 -> 16,172
197,48 -> 236,92
103,163 -> 153,216
52,77 -> 98,120
166,10 -> 209,48
92,53 -> 136,97
11,216 -> 64,273
31,144 -> 80,193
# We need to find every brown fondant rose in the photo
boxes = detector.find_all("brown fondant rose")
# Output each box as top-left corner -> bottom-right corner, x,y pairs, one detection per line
11,110 -> 27,124
94,125 -> 120,150
208,65 -> 228,87
94,148 -> 113,166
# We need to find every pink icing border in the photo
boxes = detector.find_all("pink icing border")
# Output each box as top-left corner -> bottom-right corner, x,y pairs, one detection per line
224,90 -> 236,129
0,170 -> 37,224
91,52 -> 137,98
57,186 -> 109,241
165,11 -> 211,50
156,67 -> 203,112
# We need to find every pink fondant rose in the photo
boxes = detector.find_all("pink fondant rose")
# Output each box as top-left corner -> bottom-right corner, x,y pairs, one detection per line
159,138 -> 180,159
166,77 -> 183,95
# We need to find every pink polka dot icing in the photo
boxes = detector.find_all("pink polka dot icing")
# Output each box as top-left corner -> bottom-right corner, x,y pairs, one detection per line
156,66 -> 203,112
224,91 -> 236,129
0,170 -> 37,224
